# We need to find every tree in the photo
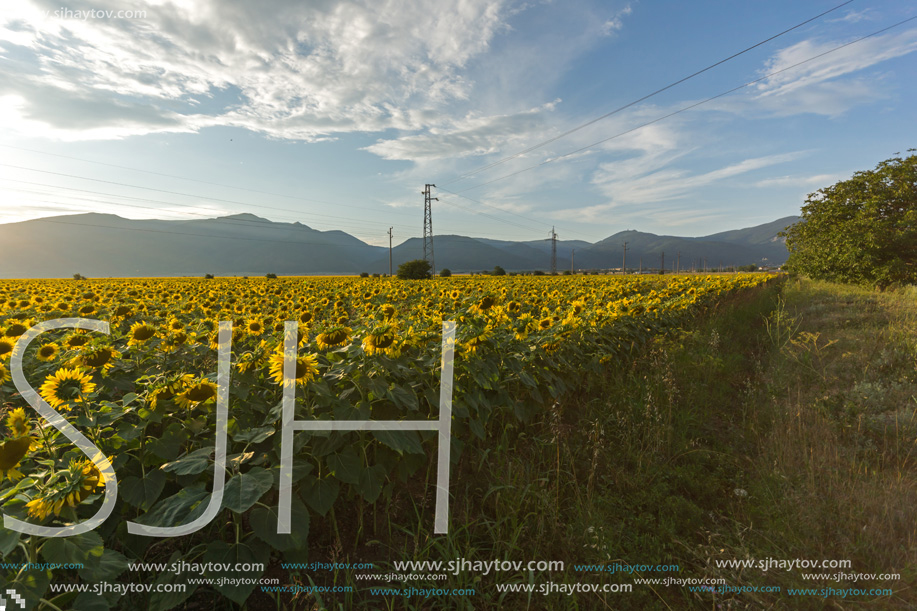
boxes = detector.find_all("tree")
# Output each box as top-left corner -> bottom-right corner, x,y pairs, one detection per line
397,259 -> 432,280
782,151 -> 916,288
439,268 -> 452,277
265,272 -> 278,279
492,265 -> 506,276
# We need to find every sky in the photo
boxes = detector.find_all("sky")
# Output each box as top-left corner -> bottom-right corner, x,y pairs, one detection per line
0,0 -> 915,246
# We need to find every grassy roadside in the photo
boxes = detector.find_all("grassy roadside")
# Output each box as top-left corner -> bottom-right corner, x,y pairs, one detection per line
298,276 -> 917,610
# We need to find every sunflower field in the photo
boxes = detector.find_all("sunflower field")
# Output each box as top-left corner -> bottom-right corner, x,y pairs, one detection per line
0,273 -> 771,608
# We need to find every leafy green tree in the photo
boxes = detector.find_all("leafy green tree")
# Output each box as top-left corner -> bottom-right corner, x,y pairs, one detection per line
439,268 -> 452,277
492,265 -> 506,276
782,151 -> 917,288
397,259 -> 432,280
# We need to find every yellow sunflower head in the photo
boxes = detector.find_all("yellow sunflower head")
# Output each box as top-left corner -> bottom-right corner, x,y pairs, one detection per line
38,368 -> 96,411
0,338 -> 15,360
75,345 -> 120,372
268,349 -> 319,387
0,361 -> 9,385
63,332 -> 91,350
36,342 -> 60,363
0,436 -> 32,483
6,407 -> 31,438
315,326 -> 352,350
127,322 -> 157,347
25,458 -> 104,521
379,304 -> 396,320
362,325 -> 400,357
175,378 -> 219,410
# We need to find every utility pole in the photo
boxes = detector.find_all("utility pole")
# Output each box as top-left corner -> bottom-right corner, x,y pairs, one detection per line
661,251 -> 664,275
571,249 -> 575,274
550,227 -> 557,274
639,258 -> 642,274
676,252 -> 681,274
422,184 -> 437,275
622,241 -> 628,275
387,227 -> 393,277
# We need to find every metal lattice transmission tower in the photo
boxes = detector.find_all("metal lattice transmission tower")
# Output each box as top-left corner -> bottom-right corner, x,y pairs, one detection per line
422,184 -> 438,275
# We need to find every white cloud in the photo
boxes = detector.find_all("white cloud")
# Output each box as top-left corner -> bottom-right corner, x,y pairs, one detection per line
363,101 -> 560,161
570,151 -> 807,223
753,173 -> 839,189
601,4 -> 632,35
0,0 -> 517,140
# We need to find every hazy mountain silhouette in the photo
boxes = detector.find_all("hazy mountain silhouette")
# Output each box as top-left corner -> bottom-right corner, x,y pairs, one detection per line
0,213 -> 799,278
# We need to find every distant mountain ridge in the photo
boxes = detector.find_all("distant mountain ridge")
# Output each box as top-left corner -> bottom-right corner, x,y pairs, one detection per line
0,213 -> 799,278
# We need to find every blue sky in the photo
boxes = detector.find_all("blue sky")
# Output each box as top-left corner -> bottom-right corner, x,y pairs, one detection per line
0,0 -> 915,246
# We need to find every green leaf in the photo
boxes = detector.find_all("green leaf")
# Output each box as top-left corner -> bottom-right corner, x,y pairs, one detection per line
234,425 -> 275,444
326,451 -> 362,485
357,464 -> 386,503
0,523 -> 20,556
250,495 -> 310,551
387,384 -> 419,411
133,487 -> 210,528
149,552 -> 198,611
161,447 -> 213,476
120,470 -> 167,511
41,531 -> 104,565
302,477 -> 338,516
223,467 -> 274,514
74,591 -> 115,611
13,569 -> 51,609
146,423 -> 189,461
78,548 -> 129,582
372,430 -> 425,455
202,540 -> 269,605
122,392 -> 138,406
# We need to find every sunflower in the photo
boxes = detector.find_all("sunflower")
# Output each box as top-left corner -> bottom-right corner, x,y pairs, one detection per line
513,313 -> 536,340
362,325 -> 400,357
39,368 -> 96,411
0,436 -> 32,483
127,322 -> 157,347
379,304 -> 396,320
36,342 -> 60,362
267,349 -> 319,388
63,332 -> 91,350
0,408 -> 36,483
315,325 -> 352,350
6,407 -> 31,438
245,319 -> 264,336
147,374 -> 194,409
73,345 -> 120,372
0,338 -> 13,360
175,378 -> 219,410
3,322 -> 28,338
0,362 -> 9,385
25,459 -> 104,521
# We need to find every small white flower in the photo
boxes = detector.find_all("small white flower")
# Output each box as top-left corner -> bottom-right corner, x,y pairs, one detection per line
733,488 -> 748,498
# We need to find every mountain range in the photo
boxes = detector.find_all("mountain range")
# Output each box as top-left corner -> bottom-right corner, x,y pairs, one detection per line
0,212 -> 800,278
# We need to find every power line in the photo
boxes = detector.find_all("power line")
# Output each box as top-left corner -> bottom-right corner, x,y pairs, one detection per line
438,0 -> 854,186
435,186 -> 602,242
451,14 -> 917,194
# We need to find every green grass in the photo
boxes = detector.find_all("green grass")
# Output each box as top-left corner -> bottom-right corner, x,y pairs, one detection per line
288,276 -> 917,610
